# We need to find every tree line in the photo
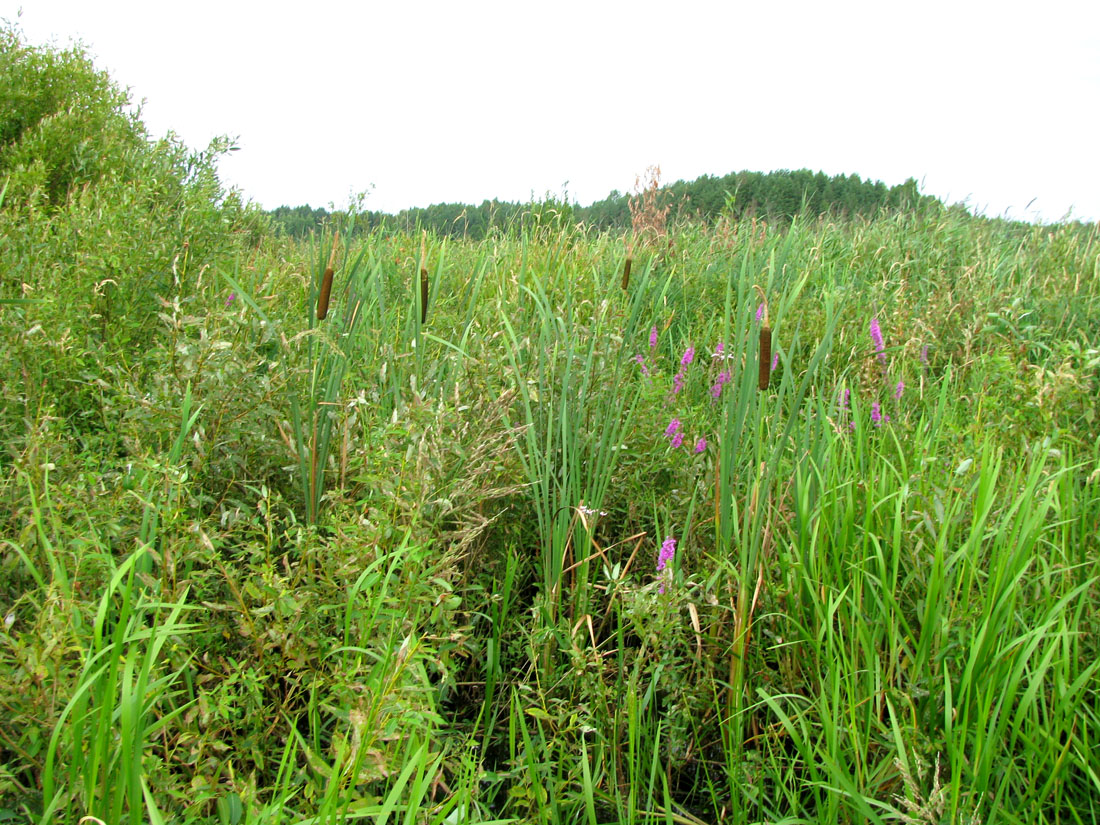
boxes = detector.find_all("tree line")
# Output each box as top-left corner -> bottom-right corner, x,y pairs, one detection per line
268,170 -> 937,240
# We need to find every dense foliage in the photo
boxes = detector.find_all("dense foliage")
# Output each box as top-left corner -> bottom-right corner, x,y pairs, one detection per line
3,23 -> 1099,825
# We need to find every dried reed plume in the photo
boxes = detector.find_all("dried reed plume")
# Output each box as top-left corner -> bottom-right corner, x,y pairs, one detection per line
628,165 -> 672,246
754,285 -> 771,391
317,232 -> 340,320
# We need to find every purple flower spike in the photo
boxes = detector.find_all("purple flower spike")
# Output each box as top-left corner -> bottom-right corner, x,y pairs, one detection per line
657,536 -> 677,593
871,317 -> 887,364
839,388 -> 850,411
714,342 -> 724,357
712,369 -> 731,398
920,344 -> 929,366
894,380 -> 904,400
671,431 -> 684,449
756,303 -> 765,322
650,325 -> 658,349
772,351 -> 779,372
657,536 -> 676,572
673,371 -> 684,395
225,292 -> 236,306
694,437 -> 707,454
681,346 -> 695,368
665,418 -> 681,438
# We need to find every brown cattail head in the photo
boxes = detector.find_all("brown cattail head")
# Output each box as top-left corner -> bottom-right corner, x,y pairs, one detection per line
753,284 -> 771,391
758,325 -> 772,391
317,232 -> 340,321
621,255 -> 633,290
419,231 -> 429,324
420,265 -> 429,324
317,267 -> 334,320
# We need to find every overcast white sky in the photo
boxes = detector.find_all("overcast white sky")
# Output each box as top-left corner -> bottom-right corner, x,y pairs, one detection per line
6,0 -> 1099,222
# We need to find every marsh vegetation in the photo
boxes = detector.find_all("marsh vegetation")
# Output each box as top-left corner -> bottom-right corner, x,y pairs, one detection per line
2,23 -> 1099,825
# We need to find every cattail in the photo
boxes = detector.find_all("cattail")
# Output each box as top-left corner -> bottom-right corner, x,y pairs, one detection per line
420,266 -> 429,324
621,245 -> 633,290
754,285 -> 771,391
419,232 -> 429,324
317,268 -> 334,320
317,232 -> 340,320
759,326 -> 772,390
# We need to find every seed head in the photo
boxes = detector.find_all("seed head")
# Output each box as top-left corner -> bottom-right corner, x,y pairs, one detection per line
317,267 -> 334,320
758,326 -> 772,391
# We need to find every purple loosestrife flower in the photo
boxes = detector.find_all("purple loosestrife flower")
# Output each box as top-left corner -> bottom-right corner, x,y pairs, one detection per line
714,342 -> 724,358
694,437 -> 707,454
225,292 -> 236,306
681,346 -> 695,368
657,536 -> 676,593
712,371 -> 730,400
772,351 -> 779,372
839,388 -> 850,411
894,380 -> 904,400
920,344 -> 929,366
650,325 -> 658,349
634,353 -> 650,377
665,418 -> 681,438
756,303 -> 765,323
671,431 -> 684,449
711,369 -> 731,399
657,536 -> 676,572
673,371 -> 684,395
870,317 -> 887,364
871,401 -> 883,427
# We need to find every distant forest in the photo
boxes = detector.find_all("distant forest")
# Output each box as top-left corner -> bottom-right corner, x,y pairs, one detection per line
267,169 -> 935,239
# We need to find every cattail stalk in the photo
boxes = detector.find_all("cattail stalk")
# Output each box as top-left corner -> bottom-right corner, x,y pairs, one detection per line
621,244 -> 633,290
317,232 -> 339,320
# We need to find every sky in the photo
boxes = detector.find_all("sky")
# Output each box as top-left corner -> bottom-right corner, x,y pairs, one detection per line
5,0 -> 1099,223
